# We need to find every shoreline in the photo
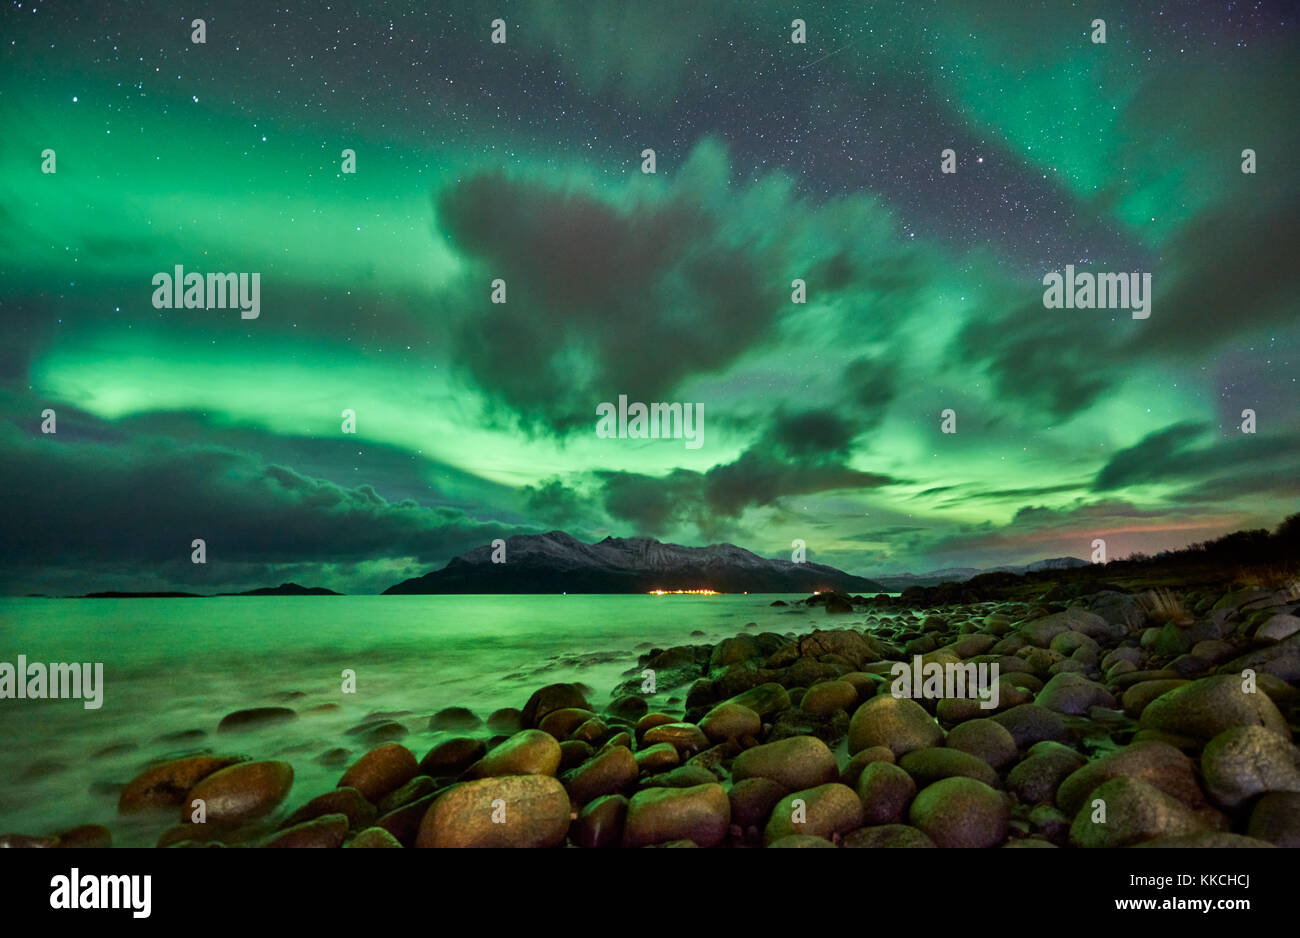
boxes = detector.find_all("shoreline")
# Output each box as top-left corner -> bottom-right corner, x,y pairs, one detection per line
3,579 -> 1297,848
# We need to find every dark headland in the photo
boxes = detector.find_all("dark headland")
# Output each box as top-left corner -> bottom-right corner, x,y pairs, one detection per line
76,583 -> 341,598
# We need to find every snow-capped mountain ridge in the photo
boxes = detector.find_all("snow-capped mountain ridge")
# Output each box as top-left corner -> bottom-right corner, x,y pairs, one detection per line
384,532 -> 885,594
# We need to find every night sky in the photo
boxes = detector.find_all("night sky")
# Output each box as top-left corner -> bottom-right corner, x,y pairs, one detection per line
2,1 -> 1297,595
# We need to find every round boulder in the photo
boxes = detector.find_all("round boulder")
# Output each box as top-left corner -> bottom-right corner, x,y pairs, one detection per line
184,760 -> 294,826
461,729 -> 561,779
415,775 -> 572,848
763,783 -> 865,844
848,695 -> 944,757
908,777 -> 1009,848
731,735 -> 838,791
623,783 -> 730,848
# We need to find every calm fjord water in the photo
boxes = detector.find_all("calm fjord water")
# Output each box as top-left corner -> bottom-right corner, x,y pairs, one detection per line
0,593 -> 876,843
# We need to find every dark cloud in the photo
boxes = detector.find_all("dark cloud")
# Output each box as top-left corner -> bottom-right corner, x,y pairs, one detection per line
1120,204 -> 1300,360
1092,422 -> 1208,490
1093,421 -> 1300,493
842,355 -> 899,427
436,170 -> 788,436
522,477 -> 595,528
766,408 -> 860,460
703,449 -> 892,518
589,407 -> 897,536
0,294 -> 58,387
1173,470 -> 1300,504
953,297 -> 1120,420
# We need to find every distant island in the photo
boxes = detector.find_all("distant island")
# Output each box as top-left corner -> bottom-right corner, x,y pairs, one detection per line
221,584 -> 342,597
384,531 -> 886,595
76,583 -> 341,598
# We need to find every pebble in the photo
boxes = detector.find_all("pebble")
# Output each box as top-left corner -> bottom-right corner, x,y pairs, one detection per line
418,737 -> 486,776
1055,740 -> 1203,816
345,827 -> 403,848
848,695 -> 945,756
623,783 -> 730,848
53,825 -> 112,849
338,744 -> 418,801
375,792 -> 439,846
640,722 -> 709,755
839,745 -> 896,787
732,735 -> 838,791
800,680 -> 859,716
899,747 -> 1000,789
281,786 -> 376,830
572,794 -> 628,848
634,742 -> 681,773
217,707 -> 297,733
428,706 -> 481,731
1035,673 -> 1116,715
558,739 -> 594,770
698,702 -> 761,743
521,683 -> 591,729
538,707 -> 596,739
943,719 -> 1018,769
1120,679 -> 1189,717
607,695 -> 649,720
261,813 -> 348,848
1139,674 -> 1291,742
855,761 -> 916,825
487,708 -> 524,733
1067,777 -> 1204,848
461,729 -> 561,779
1006,741 -> 1087,805
908,777 -> 1010,848
378,776 -> 438,813
721,682 -> 790,718
562,745 -> 637,805
1246,792 -> 1300,847
648,765 -> 721,790
570,717 -> 607,743
1201,725 -> 1300,808
1256,613 -> 1300,642
416,775 -> 572,848
184,760 -> 294,826
990,703 -> 1067,748
634,712 -> 680,740
728,777 -> 787,830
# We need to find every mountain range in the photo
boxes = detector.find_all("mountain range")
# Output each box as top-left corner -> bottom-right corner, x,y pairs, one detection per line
383,531 -> 887,595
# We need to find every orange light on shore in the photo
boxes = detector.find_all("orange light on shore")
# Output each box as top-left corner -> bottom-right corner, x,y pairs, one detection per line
647,588 -> 721,595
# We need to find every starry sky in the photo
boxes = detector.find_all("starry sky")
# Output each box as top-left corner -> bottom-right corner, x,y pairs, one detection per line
1,0 -> 1297,595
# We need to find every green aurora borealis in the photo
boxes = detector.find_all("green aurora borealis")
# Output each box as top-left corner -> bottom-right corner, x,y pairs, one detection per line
1,1 -> 1296,594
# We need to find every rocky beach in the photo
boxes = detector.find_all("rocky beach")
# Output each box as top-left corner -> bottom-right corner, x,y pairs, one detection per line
5,576 -> 1297,850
